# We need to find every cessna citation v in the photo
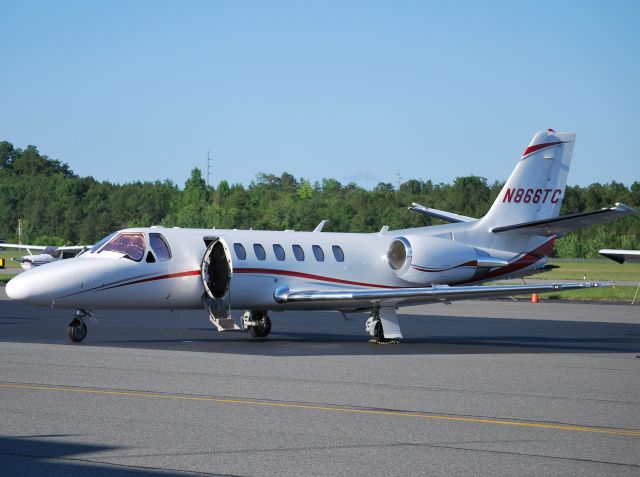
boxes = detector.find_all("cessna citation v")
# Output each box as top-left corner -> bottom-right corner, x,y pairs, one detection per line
6,130 -> 637,342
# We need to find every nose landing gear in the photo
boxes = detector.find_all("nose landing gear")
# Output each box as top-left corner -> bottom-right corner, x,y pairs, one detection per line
67,309 -> 91,342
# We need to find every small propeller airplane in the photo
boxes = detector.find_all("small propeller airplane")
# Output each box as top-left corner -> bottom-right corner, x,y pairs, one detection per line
0,243 -> 89,269
6,129 -> 637,343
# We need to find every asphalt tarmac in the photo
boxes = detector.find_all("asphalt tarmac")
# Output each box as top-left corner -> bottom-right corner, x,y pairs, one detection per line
0,290 -> 638,476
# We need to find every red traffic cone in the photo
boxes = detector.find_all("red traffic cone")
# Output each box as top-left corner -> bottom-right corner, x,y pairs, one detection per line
531,293 -> 539,304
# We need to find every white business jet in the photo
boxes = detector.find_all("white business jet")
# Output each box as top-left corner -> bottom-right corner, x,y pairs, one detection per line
0,243 -> 88,269
6,130 -> 637,342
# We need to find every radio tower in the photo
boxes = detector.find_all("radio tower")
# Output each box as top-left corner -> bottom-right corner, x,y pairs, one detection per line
206,151 -> 212,188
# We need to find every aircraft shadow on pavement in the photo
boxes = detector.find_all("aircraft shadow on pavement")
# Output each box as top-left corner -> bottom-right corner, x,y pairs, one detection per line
1,304 -> 639,357
0,435 -> 205,477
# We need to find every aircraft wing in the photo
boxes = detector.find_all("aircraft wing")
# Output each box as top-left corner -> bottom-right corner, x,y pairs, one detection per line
274,282 -> 607,307
57,245 -> 90,252
491,203 -> 636,237
408,203 -> 476,223
599,249 -> 640,264
0,243 -> 47,251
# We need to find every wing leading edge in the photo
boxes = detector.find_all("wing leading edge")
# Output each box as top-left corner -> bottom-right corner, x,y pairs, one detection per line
274,282 -> 609,307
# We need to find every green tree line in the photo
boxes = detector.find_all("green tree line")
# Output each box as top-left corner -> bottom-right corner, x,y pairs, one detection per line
1,141 -> 638,257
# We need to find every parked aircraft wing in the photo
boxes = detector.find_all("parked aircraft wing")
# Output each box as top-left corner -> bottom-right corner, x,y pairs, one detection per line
0,243 -> 47,251
599,249 -> 640,264
56,245 -> 89,252
274,282 -> 608,306
408,203 -> 476,223
490,203 -> 636,237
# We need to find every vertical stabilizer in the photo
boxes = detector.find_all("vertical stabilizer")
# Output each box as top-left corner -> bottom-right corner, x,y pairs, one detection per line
480,129 -> 575,229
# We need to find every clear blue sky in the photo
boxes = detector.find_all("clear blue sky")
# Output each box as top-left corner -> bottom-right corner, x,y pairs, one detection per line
1,0 -> 639,189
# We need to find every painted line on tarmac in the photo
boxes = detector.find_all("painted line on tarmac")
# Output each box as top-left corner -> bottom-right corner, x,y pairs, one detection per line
2,382 -> 640,437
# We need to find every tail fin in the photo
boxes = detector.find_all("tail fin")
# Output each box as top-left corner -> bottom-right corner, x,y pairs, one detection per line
480,129 -> 576,229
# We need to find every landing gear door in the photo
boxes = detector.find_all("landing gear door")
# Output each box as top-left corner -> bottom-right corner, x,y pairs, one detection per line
201,238 -> 232,318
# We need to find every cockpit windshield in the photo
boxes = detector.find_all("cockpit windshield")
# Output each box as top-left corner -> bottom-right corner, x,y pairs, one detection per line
98,233 -> 146,261
89,232 -> 117,253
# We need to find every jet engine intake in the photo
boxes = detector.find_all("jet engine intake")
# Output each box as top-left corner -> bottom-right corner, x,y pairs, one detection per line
385,237 -> 412,273
386,235 -> 480,285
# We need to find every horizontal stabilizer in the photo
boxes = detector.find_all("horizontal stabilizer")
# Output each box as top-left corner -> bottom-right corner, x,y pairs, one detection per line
273,282 -> 609,307
409,203 -> 475,223
599,249 -> 640,264
491,203 -> 636,237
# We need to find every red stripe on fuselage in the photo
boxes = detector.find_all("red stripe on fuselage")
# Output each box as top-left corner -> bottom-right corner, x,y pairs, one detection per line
234,268 -> 400,289
412,260 -> 477,273
104,269 -> 201,290
457,238 -> 555,284
522,141 -> 563,158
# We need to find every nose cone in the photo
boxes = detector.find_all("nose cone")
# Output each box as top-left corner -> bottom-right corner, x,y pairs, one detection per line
6,274 -> 28,300
6,271 -> 50,304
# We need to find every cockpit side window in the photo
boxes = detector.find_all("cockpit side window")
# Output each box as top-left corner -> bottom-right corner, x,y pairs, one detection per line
150,233 -> 171,262
99,233 -> 146,261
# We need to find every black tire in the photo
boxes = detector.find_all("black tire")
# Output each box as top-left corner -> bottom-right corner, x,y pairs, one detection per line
374,320 -> 384,340
67,319 -> 87,342
249,314 -> 271,338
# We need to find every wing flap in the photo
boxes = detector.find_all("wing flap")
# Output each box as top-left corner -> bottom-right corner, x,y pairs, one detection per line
491,203 -> 636,236
273,282 -> 609,306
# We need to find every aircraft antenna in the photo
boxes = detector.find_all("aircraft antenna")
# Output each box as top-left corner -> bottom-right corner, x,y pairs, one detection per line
206,151 -> 213,188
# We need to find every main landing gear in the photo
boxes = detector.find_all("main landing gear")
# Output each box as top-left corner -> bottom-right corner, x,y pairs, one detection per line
241,311 -> 272,338
365,307 -> 403,343
67,309 -> 91,343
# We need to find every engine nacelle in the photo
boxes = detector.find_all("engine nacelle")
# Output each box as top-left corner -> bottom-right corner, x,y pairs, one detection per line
386,235 -> 482,285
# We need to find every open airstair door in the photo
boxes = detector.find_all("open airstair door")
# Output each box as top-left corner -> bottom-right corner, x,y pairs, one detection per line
201,238 -> 240,331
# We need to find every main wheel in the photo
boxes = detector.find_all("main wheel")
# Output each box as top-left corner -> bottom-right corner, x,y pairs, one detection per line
374,320 -> 384,340
249,313 -> 271,338
67,319 -> 87,342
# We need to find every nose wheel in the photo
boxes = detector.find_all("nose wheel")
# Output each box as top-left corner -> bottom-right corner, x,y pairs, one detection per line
67,310 -> 91,343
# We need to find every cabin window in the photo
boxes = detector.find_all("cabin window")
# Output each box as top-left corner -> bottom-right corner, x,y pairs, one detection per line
253,243 -> 266,261
149,233 -> 171,262
312,245 -> 324,262
99,233 -> 146,262
332,245 -> 345,262
273,244 -> 285,261
292,244 -> 305,261
234,243 -> 247,260
146,251 -> 156,263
